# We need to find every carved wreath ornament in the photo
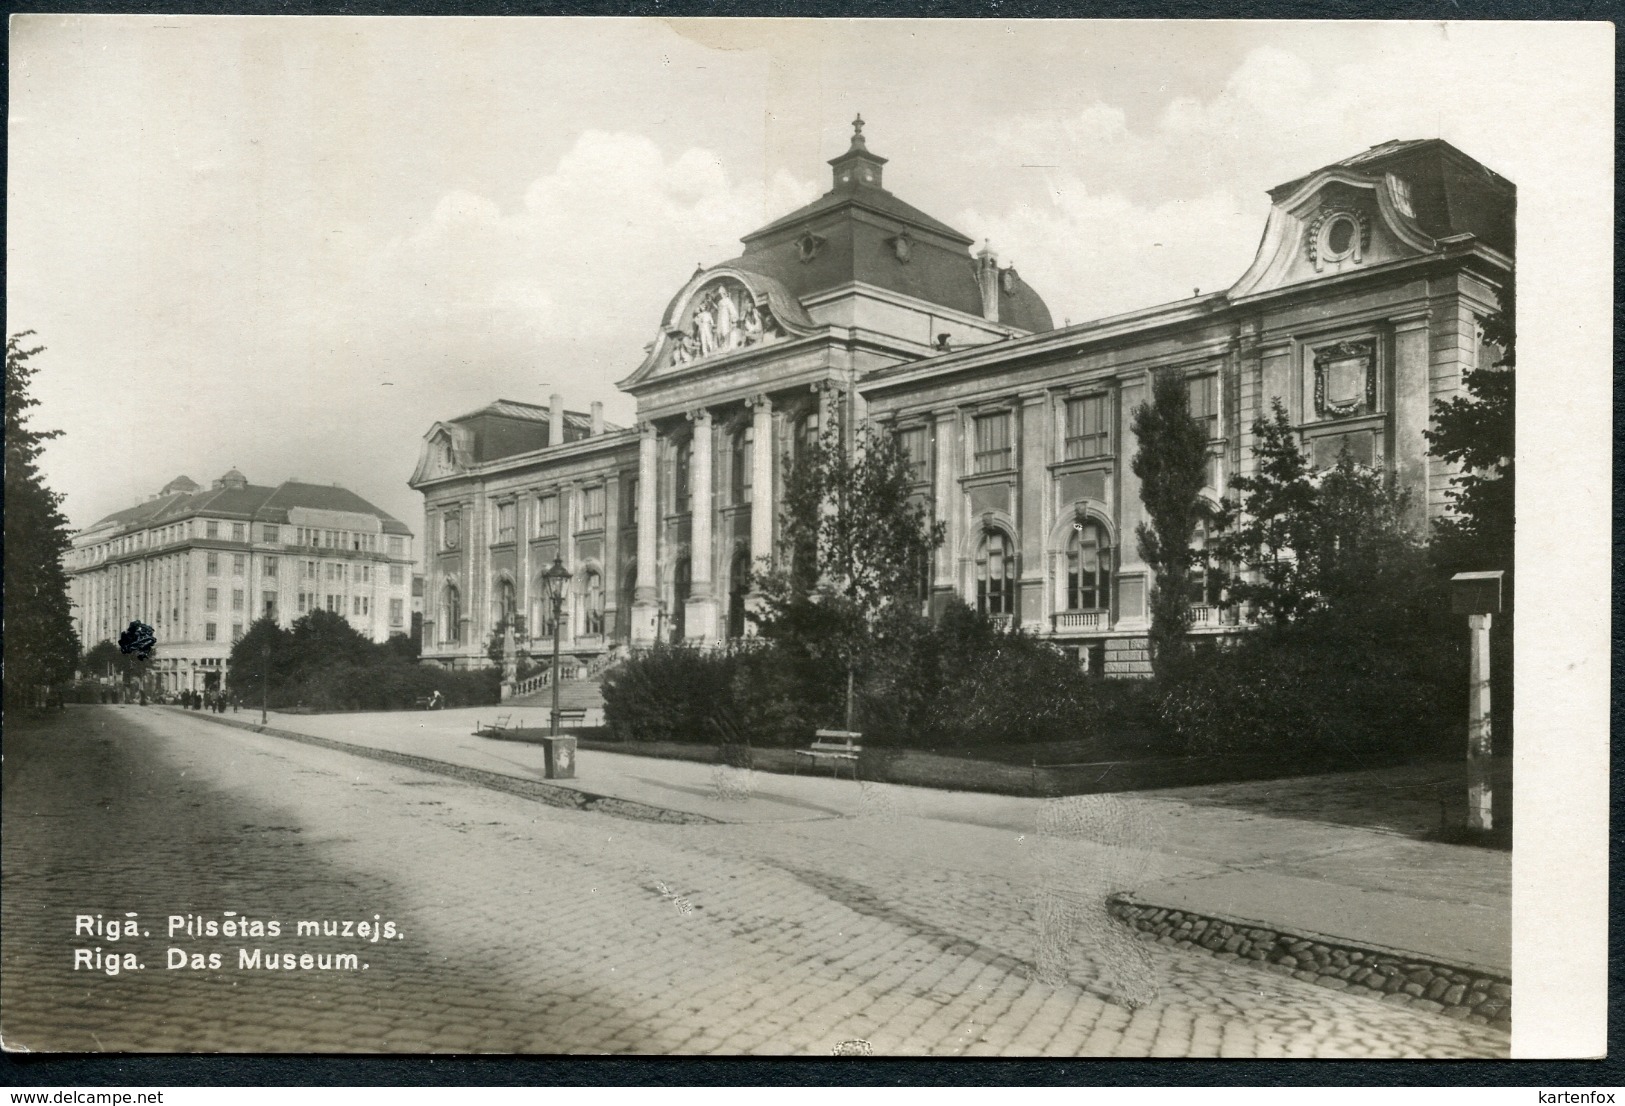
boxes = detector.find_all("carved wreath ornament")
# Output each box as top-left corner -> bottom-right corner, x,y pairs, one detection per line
1313,339 -> 1377,419
1303,208 -> 1372,268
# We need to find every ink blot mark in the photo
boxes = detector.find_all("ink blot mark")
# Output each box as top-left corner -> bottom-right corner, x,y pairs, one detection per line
832,1039 -> 872,1056
118,621 -> 157,662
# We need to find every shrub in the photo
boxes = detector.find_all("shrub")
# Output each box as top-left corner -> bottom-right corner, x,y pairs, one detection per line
275,661 -> 498,712
601,643 -> 742,744
1157,626 -> 1462,762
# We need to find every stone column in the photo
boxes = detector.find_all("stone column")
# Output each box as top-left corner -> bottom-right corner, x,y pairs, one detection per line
937,409 -> 963,608
603,472 -> 620,644
685,408 -> 718,642
748,395 -> 774,578
631,422 -> 660,646
559,482 -> 577,646
1018,391 -> 1049,632
1392,310 -> 1434,533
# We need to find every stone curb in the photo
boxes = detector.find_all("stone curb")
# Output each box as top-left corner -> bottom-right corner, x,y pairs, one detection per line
162,708 -> 721,825
1108,893 -> 1510,1033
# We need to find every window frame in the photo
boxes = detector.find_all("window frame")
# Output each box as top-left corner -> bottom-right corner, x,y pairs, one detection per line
972,411 -> 1014,474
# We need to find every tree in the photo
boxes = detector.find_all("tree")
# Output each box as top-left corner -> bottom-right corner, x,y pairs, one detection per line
753,422 -> 945,729
1426,276 -> 1514,574
227,617 -> 293,703
4,332 -> 80,706
1426,276 -> 1515,757
82,639 -> 145,684
1213,400 -> 1427,629
1130,367 -> 1212,679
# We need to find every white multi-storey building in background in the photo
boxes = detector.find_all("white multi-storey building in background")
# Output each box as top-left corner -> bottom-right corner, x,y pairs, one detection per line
66,470 -> 415,693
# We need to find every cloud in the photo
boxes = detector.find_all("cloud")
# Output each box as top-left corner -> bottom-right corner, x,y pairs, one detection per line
956,36 -> 1538,323
359,129 -> 818,396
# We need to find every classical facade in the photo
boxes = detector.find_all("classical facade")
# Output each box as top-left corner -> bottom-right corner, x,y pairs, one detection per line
67,471 -> 416,692
411,122 -> 1513,677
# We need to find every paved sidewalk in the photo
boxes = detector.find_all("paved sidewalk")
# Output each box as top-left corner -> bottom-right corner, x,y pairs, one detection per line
179,705 -> 1510,977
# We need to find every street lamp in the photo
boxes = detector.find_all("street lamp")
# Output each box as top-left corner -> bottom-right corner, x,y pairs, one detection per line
543,555 -> 573,735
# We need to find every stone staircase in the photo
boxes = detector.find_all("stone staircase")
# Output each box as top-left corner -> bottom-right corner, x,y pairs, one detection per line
507,675 -> 606,713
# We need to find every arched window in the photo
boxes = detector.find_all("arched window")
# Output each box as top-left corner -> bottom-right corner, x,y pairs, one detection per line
530,572 -> 563,638
671,558 -> 691,642
976,531 -> 1014,616
728,549 -> 751,639
582,570 -> 604,636
1065,523 -> 1111,611
494,578 -> 516,629
440,583 -> 462,644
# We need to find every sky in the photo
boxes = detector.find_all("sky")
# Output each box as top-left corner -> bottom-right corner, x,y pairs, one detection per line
6,17 -> 1602,538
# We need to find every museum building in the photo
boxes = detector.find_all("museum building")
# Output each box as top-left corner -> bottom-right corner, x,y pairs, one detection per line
409,122 -> 1513,678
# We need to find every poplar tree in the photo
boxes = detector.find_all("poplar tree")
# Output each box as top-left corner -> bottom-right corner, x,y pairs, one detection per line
1130,367 -> 1211,680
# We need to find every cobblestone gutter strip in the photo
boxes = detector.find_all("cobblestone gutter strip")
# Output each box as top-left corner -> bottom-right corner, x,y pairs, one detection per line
1109,893 -> 1510,1033
168,709 -> 720,825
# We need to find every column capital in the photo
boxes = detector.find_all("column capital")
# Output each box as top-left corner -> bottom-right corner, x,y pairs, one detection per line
686,406 -> 713,426
637,419 -> 658,438
745,393 -> 773,412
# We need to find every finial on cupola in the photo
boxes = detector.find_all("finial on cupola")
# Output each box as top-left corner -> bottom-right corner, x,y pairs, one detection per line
828,113 -> 886,189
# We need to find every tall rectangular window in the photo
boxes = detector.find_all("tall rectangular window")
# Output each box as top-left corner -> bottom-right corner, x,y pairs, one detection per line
232,523 -> 246,542
262,591 -> 277,619
730,430 -> 753,505
207,553 -> 219,576
390,598 -> 404,626
1189,373 -> 1220,441
623,478 -> 639,527
232,589 -> 244,612
390,564 -> 404,586
206,587 -> 219,612
232,555 -> 245,576
581,486 -> 605,530
389,536 -> 404,557
973,412 -> 1013,473
232,623 -> 243,642
898,426 -> 929,484
206,521 -> 220,539
674,440 -> 692,515
263,556 -> 277,578
536,495 -> 559,538
497,502 -> 516,544
1065,394 -> 1111,459
205,623 -> 217,642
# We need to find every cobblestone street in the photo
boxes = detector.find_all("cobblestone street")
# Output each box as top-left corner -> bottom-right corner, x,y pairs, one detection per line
2,706 -> 1509,1057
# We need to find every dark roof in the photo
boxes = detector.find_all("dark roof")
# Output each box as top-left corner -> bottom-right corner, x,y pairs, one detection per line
445,399 -> 625,465
1270,138 -> 1515,255
86,480 -> 412,537
716,126 -> 1054,335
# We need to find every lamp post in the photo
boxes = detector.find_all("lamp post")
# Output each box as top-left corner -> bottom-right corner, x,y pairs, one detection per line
260,637 -> 270,725
543,555 -> 573,735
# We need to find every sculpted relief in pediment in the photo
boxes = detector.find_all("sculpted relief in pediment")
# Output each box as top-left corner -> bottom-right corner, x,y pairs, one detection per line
668,279 -> 782,368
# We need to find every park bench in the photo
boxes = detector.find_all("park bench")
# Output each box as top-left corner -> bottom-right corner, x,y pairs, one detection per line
795,730 -> 863,780
474,713 -> 513,736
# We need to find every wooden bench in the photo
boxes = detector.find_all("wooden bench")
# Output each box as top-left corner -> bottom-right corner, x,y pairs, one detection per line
795,730 -> 863,780
474,713 -> 513,736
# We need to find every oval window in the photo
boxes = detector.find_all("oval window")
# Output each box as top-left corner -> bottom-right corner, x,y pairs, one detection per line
1326,216 -> 1355,255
